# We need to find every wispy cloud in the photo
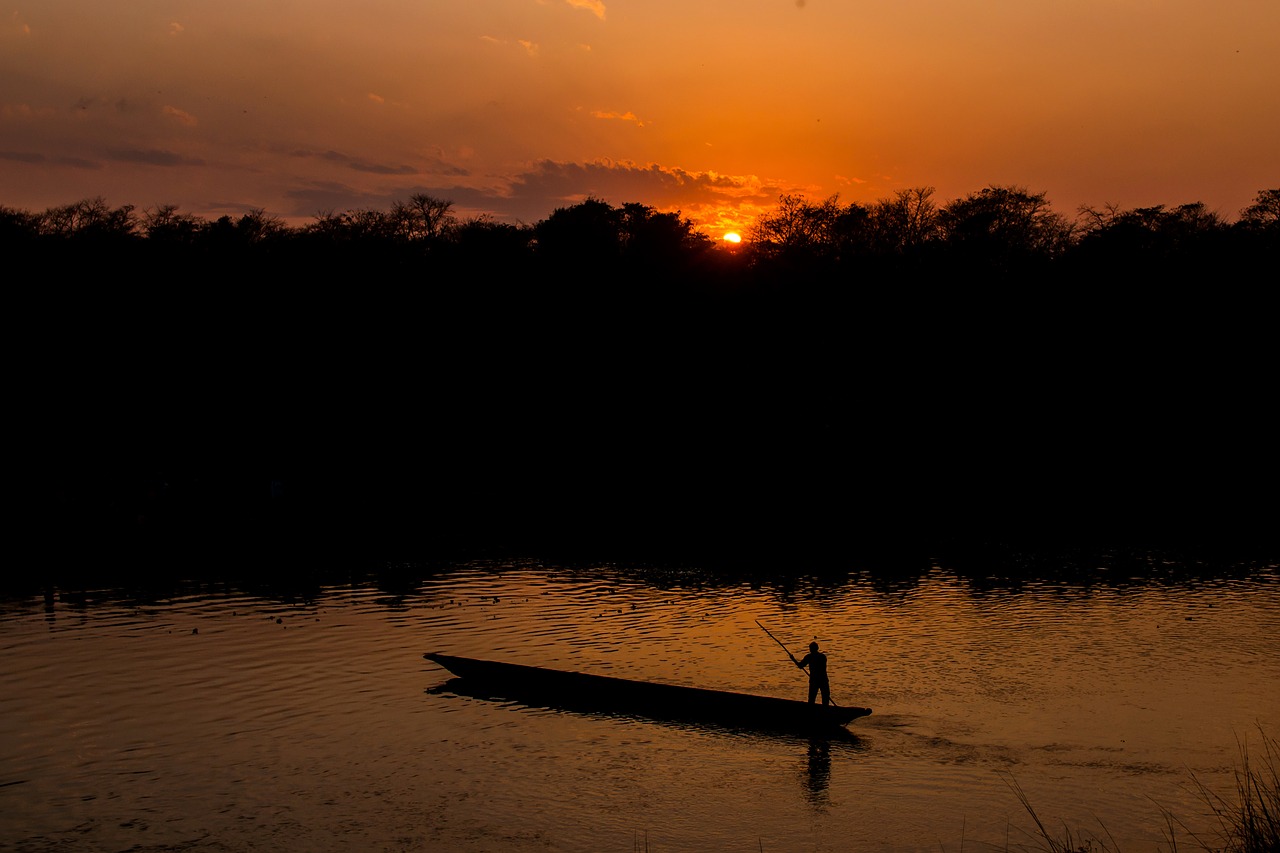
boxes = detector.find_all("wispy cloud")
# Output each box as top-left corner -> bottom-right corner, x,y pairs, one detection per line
107,148 -> 205,167
591,110 -> 645,127
565,0 -> 606,20
1,150 -> 45,163
287,147 -> 468,177
284,181 -> 388,216
163,105 -> 198,127
3,150 -> 102,169
316,149 -> 418,175
480,34 -> 540,57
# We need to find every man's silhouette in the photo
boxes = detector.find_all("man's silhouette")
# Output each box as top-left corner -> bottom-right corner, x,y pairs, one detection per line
796,641 -> 830,705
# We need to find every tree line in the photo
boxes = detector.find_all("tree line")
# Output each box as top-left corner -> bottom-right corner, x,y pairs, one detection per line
749,185 -> 1278,282
5,186 -> 1277,286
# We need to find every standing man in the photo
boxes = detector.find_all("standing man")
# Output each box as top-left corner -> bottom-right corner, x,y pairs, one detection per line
796,641 -> 830,705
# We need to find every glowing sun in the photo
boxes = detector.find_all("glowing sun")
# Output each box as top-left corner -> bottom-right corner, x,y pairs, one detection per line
723,232 -> 742,244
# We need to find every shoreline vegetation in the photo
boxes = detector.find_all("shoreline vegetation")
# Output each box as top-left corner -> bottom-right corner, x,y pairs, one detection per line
998,728 -> 1279,853
10,186 -> 1277,573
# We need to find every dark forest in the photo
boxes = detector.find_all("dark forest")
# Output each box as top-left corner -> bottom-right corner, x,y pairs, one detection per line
9,186 -> 1278,574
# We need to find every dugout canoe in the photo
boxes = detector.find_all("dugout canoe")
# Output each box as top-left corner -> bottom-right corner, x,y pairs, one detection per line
424,652 -> 871,732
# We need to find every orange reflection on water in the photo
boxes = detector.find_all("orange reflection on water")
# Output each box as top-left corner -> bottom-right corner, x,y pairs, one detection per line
3,563 -> 1276,853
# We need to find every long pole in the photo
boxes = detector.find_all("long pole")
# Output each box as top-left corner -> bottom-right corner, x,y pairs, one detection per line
755,620 -> 840,708
756,619 -> 798,665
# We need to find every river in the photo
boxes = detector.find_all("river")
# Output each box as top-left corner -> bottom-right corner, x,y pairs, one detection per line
1,555 -> 1276,852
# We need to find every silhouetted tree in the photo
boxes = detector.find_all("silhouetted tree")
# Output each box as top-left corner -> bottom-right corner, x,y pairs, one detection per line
1239,189 -> 1280,231
39,197 -> 138,241
234,208 -> 287,244
829,202 -> 874,261
938,185 -> 1072,272
867,187 -> 939,255
143,204 -> 204,245
1078,201 -> 1227,245
392,193 -> 457,242
748,193 -> 844,260
618,203 -> 711,266
452,215 -> 534,256
534,197 -> 624,268
1073,199 -> 1233,282
0,205 -> 41,243
304,208 -> 403,243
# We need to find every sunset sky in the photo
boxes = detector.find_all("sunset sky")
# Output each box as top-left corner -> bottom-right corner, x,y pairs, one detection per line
3,0 -> 1277,236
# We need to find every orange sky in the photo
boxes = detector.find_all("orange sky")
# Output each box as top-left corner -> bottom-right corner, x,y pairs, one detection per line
3,0 -> 1277,235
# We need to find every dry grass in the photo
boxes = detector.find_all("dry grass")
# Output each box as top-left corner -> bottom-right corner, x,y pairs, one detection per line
996,726 -> 1279,853
1178,727 -> 1280,853
999,772 -> 1121,852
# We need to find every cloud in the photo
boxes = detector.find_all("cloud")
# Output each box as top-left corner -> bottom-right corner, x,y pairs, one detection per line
591,110 -> 645,127
495,159 -> 795,233
507,159 -> 771,209
107,148 -> 205,167
58,156 -> 103,169
1,150 -> 45,163
284,160 -> 782,230
480,34 -> 540,57
367,93 -> 385,105
162,105 -> 198,127
286,147 -> 469,177
283,181 -> 389,216
565,0 -> 606,20
295,149 -> 419,176
168,22 -> 184,36
59,156 -> 103,169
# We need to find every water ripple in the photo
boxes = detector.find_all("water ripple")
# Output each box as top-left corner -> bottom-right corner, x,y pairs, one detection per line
1,563 -> 1276,853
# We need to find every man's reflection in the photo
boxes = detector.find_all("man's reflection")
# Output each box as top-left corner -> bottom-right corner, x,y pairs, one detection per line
802,738 -> 832,810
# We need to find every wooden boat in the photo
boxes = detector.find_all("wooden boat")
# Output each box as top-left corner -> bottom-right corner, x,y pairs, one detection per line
425,652 -> 871,733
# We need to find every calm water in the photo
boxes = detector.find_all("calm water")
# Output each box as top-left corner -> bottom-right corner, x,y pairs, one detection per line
2,558 -> 1277,852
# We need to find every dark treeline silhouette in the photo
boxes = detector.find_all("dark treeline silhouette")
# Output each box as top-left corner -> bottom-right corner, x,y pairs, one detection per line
9,186 -> 1277,580
9,186 -> 1276,287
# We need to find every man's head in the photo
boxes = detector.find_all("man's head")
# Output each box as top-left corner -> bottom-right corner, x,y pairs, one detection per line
809,641 -> 819,652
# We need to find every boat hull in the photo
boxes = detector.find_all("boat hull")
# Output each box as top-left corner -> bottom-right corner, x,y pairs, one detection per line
424,652 -> 871,733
